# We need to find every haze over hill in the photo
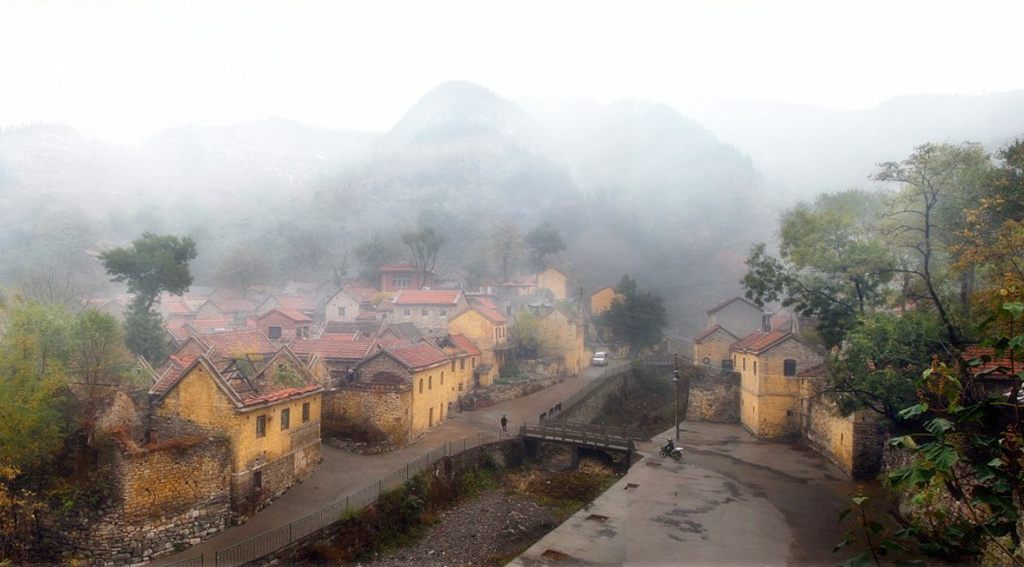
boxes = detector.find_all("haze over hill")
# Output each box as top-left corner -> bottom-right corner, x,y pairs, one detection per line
1,81 -> 1022,336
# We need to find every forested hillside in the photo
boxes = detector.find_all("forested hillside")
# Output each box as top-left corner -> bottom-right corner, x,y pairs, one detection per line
2,82 -> 1022,336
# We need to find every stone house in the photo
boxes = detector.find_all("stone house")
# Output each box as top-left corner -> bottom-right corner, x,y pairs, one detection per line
534,306 -> 586,375
388,289 -> 468,336
256,308 -> 312,343
536,267 -> 569,301
323,284 -> 380,324
693,325 -> 739,369
589,286 -> 617,315
347,340 -> 458,444
194,297 -> 257,326
435,334 -> 483,402
731,329 -> 826,438
147,346 -> 323,515
255,294 -> 318,320
447,301 -> 506,388
378,262 -> 435,293
290,336 -> 380,387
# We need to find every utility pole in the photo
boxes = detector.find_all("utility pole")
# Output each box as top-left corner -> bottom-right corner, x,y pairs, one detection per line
673,354 -> 680,441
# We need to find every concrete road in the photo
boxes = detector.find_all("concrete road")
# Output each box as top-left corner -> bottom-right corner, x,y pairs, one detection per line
508,421 -> 867,567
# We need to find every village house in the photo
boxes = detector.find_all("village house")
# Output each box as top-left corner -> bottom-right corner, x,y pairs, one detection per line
448,296 -> 508,387
323,284 -> 380,324
343,340 -> 456,445
147,345 -> 323,515
378,262 -> 435,293
256,308 -> 312,343
290,335 -> 380,387
693,325 -> 740,369
194,297 -> 257,327
255,293 -> 319,320
388,289 -> 468,336
731,328 -> 827,438
536,266 -> 569,301
589,286 -> 617,315
534,305 -> 586,375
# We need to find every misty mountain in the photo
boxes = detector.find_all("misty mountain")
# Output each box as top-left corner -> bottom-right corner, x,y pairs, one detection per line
675,90 -> 1024,199
4,82 -> 1019,336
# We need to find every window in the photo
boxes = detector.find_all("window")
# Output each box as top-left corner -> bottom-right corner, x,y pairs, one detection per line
302,402 -> 310,423
421,309 -> 429,317
256,415 -> 267,438
428,375 -> 432,389
460,359 -> 465,370
337,307 -> 346,317
440,308 -> 447,316
419,378 -> 423,393
753,361 -> 757,375
268,326 -> 282,340
281,408 -> 290,430
784,359 -> 797,377
722,359 -> 732,371
742,358 -> 746,371
253,470 -> 262,489
441,371 -> 444,384
393,276 -> 411,287
404,308 -> 411,316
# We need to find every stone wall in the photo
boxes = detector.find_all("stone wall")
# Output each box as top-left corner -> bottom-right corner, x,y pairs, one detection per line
683,364 -> 741,423
48,437 -> 233,566
553,370 -> 630,424
799,379 -> 886,480
325,385 -> 413,446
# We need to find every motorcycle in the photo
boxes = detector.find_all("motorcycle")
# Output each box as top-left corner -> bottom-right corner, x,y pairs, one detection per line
659,441 -> 682,461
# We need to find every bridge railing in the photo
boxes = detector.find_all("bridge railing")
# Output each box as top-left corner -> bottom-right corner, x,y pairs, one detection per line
521,421 -> 637,451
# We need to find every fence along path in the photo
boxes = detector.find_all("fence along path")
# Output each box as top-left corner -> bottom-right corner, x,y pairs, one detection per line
167,364 -> 634,567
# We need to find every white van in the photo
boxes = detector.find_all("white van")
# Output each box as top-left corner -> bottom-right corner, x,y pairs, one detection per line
592,351 -> 608,366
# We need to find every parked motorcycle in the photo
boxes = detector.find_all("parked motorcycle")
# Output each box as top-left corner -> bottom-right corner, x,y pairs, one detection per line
659,441 -> 682,461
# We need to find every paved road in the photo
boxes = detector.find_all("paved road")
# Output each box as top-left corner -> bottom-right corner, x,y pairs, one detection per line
148,363 -> 617,567
508,421 -> 867,567
151,362 -> 870,567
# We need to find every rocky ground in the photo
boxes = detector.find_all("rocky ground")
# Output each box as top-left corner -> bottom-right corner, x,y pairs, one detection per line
352,489 -> 559,567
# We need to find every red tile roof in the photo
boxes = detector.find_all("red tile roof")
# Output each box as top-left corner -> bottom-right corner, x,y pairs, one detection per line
241,384 -> 321,407
386,341 -> 449,370
259,308 -> 312,323
291,337 -> 378,360
209,298 -> 256,312
150,354 -> 200,396
731,329 -> 824,356
162,296 -> 194,315
271,294 -> 317,311
345,286 -> 378,303
448,334 -> 482,356
964,346 -> 1019,378
199,328 -> 277,357
393,290 -> 462,306
798,364 -> 826,378
466,298 -> 507,324
379,262 -> 418,272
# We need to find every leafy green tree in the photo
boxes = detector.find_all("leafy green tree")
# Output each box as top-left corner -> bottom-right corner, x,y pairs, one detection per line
511,310 -> 540,358
402,227 -> 444,289
525,221 -> 566,271
874,142 -> 992,346
826,309 -> 947,422
743,190 -> 894,348
0,301 -> 70,470
100,232 -> 197,362
604,275 -> 667,353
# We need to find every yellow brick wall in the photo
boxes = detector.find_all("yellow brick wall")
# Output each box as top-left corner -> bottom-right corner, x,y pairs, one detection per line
537,268 -> 568,300
154,364 -> 322,472
119,438 -> 231,521
328,386 -> 413,445
410,365 -> 452,436
693,333 -> 734,367
737,338 -> 823,438
590,288 -> 617,315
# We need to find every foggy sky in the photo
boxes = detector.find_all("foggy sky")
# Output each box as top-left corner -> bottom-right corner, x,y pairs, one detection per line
1,0 -> 1021,142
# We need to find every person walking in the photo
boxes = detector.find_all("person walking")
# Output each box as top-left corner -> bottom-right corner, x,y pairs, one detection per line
500,414 -> 508,432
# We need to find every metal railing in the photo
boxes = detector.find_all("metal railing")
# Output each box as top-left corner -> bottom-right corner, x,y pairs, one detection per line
213,430 -> 508,567
161,555 -> 204,567
522,421 -> 637,452
543,364 -> 629,423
